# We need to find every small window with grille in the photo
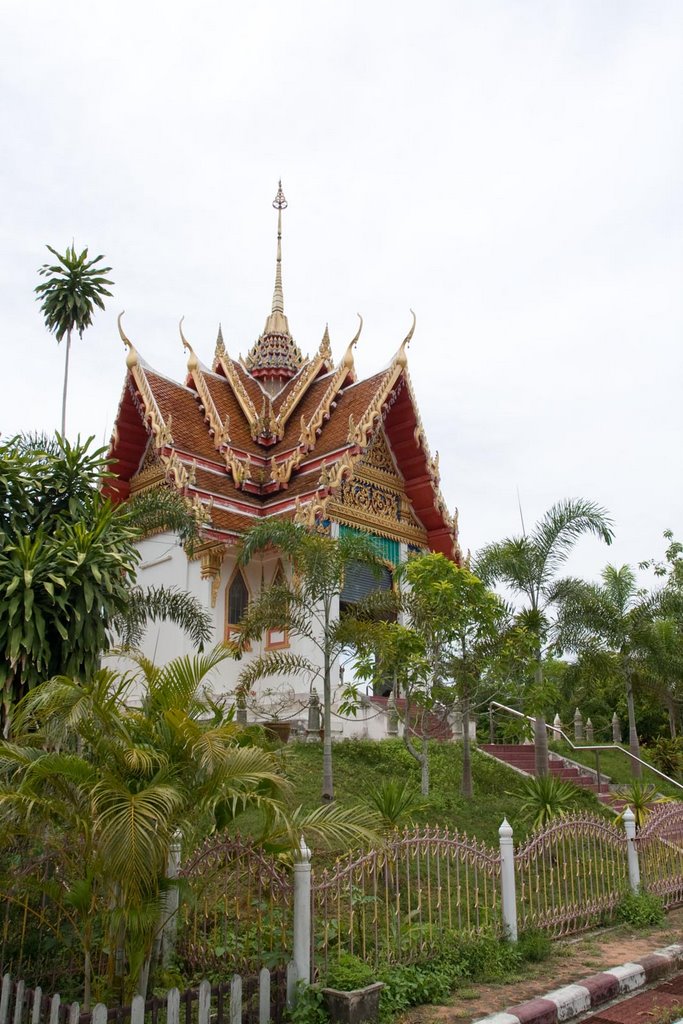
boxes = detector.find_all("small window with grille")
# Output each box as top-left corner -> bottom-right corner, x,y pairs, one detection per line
266,563 -> 289,650
225,569 -> 250,644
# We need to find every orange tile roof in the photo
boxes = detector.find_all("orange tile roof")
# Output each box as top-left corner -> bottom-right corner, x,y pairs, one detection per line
110,344 -> 458,558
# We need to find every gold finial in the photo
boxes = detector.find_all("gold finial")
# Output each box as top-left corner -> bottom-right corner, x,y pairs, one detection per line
396,309 -> 416,368
341,314 -> 362,370
117,311 -> 138,369
271,180 -> 287,315
214,323 -> 226,363
320,324 -> 332,361
179,316 -> 199,373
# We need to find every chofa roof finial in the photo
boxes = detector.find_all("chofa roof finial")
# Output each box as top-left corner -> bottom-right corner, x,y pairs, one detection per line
179,316 -> 199,373
117,311 -> 139,369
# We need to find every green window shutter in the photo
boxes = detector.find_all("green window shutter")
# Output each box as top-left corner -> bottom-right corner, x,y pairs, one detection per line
339,525 -> 400,565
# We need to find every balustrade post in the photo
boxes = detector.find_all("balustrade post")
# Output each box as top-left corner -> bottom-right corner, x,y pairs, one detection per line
489,703 -> 495,743
293,836 -> 312,987
586,718 -> 594,743
498,818 -> 518,941
553,713 -> 562,737
306,690 -> 321,742
574,708 -> 584,742
236,694 -> 247,726
612,712 -> 622,743
623,807 -> 640,893
387,695 -> 399,737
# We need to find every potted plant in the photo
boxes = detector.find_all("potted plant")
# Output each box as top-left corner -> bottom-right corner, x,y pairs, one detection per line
321,952 -> 384,1024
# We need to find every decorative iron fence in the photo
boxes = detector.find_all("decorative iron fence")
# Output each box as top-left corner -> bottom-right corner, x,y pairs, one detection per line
514,813 -> 629,937
638,804 -> 683,908
311,826 -> 501,974
178,835 -> 293,975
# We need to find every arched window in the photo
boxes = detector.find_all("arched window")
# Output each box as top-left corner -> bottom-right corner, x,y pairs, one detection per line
226,569 -> 250,642
266,562 -> 289,650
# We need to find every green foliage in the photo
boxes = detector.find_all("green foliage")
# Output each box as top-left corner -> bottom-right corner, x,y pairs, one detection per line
516,928 -> 553,963
0,435 -> 138,720
237,521 -> 386,801
648,737 -> 683,780
516,774 -> 583,829
612,780 -> 672,828
615,890 -> 665,928
0,434 -> 213,728
35,244 -> 113,343
293,928 -> 554,1024
324,952 -> 375,990
364,778 -> 427,831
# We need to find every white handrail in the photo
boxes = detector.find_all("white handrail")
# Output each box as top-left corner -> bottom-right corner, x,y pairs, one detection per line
488,699 -> 683,792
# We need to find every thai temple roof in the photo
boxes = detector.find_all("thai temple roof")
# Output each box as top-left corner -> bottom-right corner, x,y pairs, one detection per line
107,184 -> 462,561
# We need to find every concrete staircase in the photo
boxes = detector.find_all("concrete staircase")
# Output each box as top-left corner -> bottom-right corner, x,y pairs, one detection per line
480,743 -> 617,808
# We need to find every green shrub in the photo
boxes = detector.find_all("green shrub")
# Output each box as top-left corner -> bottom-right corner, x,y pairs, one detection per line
615,890 -> 665,928
517,929 -> 553,963
323,952 -> 375,990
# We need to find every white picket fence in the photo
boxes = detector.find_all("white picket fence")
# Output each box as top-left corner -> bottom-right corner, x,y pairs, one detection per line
0,964 -> 298,1024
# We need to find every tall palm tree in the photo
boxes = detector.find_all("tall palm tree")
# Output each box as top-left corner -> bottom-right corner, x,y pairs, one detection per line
35,244 -> 113,436
476,498 -> 614,776
554,564 -> 664,777
236,520 -> 384,803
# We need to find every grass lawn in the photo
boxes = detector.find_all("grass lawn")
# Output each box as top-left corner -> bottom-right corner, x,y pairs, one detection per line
549,740 -> 683,800
267,738 -> 608,849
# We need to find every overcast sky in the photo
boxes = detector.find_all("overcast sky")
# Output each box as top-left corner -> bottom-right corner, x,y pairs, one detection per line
1,0 -> 681,586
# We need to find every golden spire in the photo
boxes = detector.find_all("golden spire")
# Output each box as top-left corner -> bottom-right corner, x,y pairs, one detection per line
271,180 -> 287,316
244,181 -> 304,385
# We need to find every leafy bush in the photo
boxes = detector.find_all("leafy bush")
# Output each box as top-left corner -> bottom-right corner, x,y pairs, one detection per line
648,737 -> 683,780
365,779 -> 427,831
516,929 -> 553,963
616,890 -> 665,928
323,952 -> 375,991
440,931 -> 523,980
516,775 -> 583,828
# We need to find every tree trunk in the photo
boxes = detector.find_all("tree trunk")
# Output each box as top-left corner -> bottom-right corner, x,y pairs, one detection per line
83,949 -> 92,1011
534,659 -> 549,776
61,328 -> 71,437
321,647 -> 334,801
420,735 -> 430,796
402,694 -> 430,795
667,691 -> 677,739
625,666 -> 642,778
461,697 -> 473,798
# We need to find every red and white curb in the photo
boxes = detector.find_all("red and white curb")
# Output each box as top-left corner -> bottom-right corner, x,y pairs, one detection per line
477,944 -> 683,1024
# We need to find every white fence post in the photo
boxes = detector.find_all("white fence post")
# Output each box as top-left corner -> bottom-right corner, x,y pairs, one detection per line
499,818 -> 518,941
0,975 -> 11,1024
293,835 -> 312,986
258,968 -> 270,1024
11,980 -> 24,1024
623,807 -> 641,892
31,987 -> 42,1024
167,987 -> 180,1024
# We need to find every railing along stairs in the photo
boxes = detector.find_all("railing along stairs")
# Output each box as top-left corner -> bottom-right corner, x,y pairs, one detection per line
484,700 -> 683,806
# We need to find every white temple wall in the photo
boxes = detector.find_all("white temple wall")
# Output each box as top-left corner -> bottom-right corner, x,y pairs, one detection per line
128,534 -> 470,743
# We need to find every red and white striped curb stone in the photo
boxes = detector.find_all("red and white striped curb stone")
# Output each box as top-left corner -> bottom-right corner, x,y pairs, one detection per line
476,944 -> 683,1024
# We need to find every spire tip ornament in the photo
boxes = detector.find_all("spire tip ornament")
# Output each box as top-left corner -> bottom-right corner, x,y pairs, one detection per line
273,180 -> 288,210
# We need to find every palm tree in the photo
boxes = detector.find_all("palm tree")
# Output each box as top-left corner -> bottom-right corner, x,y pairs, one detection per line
0,649 -> 378,1002
0,434 -> 212,731
35,244 -> 113,436
554,564 -> 662,777
235,521 -> 384,803
476,499 -> 614,776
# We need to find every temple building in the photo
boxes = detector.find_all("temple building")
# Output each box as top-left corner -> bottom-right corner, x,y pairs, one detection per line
108,183 -> 463,739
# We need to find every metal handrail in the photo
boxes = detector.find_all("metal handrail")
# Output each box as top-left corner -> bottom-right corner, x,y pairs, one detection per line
487,699 -> 683,793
